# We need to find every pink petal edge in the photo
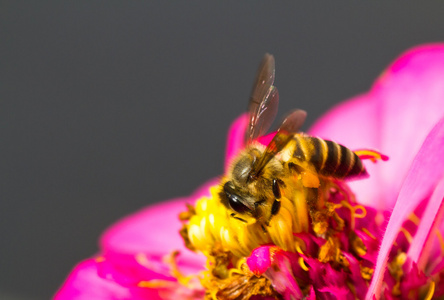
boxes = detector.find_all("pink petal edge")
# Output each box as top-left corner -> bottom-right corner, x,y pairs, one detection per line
408,176 -> 444,269
309,93 -> 383,208
310,43 -> 444,210
224,113 -> 248,172
366,117 -> 444,300
54,259 -> 162,300
100,179 -> 218,270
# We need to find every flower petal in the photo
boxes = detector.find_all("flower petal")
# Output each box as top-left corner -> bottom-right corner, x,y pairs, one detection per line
309,93 -> 385,208
246,246 -> 275,276
100,179 -> 218,272
311,44 -> 444,209
408,176 -> 444,269
96,253 -> 173,287
366,117 -> 444,299
224,113 -> 248,172
54,259 -> 161,300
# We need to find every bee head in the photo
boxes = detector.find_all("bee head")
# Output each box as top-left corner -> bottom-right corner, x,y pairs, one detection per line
220,146 -> 285,221
231,148 -> 262,185
222,181 -> 253,214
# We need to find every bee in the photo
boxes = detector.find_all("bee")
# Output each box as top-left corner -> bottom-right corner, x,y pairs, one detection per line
219,54 -> 367,227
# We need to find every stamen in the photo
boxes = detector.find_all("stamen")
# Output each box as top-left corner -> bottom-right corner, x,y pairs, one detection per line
353,205 -> 367,218
340,201 -> 367,230
435,229 -> 444,254
228,258 -> 247,277
138,280 -> 175,288
400,227 -> 413,243
354,149 -> 389,163
424,281 -> 435,300
408,212 -> 421,226
163,251 -> 196,287
294,240 -> 304,254
362,227 -> 376,240
298,257 -> 309,271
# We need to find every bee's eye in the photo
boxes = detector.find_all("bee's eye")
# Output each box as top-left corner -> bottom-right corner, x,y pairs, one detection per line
223,182 -> 250,214
226,192 -> 250,214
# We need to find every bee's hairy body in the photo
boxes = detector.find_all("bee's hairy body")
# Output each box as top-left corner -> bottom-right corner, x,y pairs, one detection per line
285,134 -> 365,179
219,54 -> 367,228
220,134 -> 366,226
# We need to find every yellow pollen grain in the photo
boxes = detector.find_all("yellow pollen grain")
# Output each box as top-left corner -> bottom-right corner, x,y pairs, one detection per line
392,281 -> 401,296
362,228 -> 376,240
360,266 -> 374,281
298,257 -> 309,271
400,227 -> 413,243
424,281 -> 435,300
396,252 -> 407,265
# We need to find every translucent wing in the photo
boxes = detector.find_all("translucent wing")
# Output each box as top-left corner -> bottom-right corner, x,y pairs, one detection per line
247,54 -> 279,143
249,110 -> 307,180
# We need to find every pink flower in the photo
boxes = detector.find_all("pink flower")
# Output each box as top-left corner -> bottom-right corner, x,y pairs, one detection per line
56,45 -> 444,299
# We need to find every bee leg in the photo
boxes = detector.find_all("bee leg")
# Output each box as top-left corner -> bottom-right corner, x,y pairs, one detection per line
271,199 -> 281,215
306,188 -> 328,237
261,224 -> 267,233
230,213 -> 247,223
306,187 -> 318,212
272,179 -> 281,199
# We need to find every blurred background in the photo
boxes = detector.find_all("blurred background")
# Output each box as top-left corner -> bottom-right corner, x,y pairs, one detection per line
2,2 -> 444,299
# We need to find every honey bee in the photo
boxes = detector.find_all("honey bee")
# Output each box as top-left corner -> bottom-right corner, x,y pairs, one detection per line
219,54 -> 367,227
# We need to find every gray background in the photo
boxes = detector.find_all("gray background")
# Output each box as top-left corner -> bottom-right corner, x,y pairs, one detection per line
2,2 -> 444,299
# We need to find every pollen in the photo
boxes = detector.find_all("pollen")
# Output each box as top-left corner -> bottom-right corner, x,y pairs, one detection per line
178,178 -> 382,299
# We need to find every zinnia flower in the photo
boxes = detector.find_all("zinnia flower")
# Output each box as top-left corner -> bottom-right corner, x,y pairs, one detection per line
56,44 -> 444,300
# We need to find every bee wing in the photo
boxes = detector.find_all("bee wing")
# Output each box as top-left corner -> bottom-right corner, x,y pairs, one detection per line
250,110 -> 307,179
277,109 -> 307,134
247,54 -> 279,143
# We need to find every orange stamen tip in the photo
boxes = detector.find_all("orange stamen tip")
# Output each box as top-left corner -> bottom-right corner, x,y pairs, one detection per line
425,281 -> 436,300
354,149 -> 389,163
95,256 -> 105,263
138,279 -> 174,288
298,257 -> 309,271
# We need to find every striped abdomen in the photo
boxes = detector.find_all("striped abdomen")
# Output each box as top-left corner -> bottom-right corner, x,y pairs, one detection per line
291,136 -> 367,179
